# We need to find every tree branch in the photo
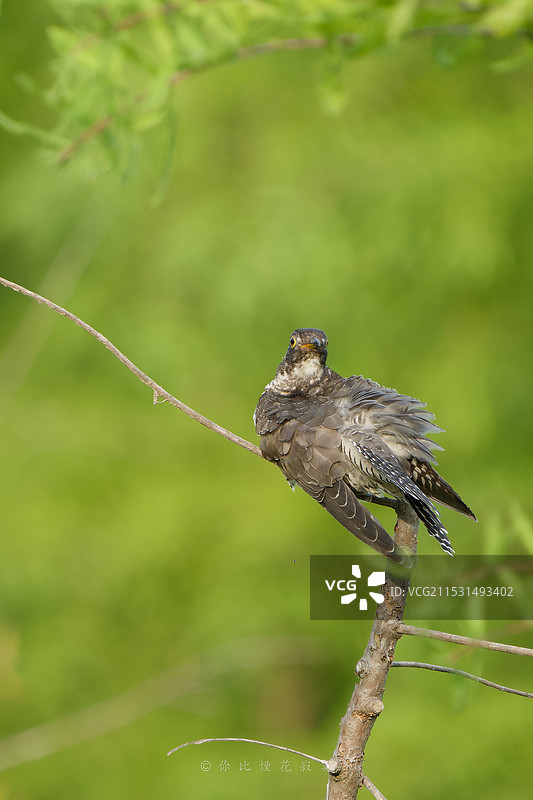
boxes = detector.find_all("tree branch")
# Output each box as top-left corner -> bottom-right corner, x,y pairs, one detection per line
5,273 -> 533,799
392,661 -> 533,699
167,736 -> 330,767
361,774 -> 389,800
326,501 -> 418,799
167,737 -> 389,799
0,276 -> 261,458
398,624 -> 533,657
55,9 -> 525,167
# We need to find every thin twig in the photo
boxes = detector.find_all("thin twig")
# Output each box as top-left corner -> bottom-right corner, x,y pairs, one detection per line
167,736 -> 330,767
446,620 -> 533,666
0,276 -> 261,458
362,774 -> 389,800
398,624 -> 533,657
392,661 -> 533,699
58,116 -> 113,165
168,34 -> 355,83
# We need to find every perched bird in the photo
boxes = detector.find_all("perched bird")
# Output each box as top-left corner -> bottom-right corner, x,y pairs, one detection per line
254,328 -> 476,564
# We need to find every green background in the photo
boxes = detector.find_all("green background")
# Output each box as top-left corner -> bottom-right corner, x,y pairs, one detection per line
1,3 -> 533,798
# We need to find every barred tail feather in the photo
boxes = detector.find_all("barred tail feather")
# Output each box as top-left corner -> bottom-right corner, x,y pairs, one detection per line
408,495 -> 455,556
409,458 -> 476,520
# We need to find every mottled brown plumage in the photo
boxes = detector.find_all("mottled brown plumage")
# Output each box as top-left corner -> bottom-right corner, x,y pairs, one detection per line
254,329 -> 476,564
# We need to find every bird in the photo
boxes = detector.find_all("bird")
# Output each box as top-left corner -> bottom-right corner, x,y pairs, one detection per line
254,328 -> 476,564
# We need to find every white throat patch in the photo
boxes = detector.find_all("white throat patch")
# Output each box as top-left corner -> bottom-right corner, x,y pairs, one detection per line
267,357 -> 324,392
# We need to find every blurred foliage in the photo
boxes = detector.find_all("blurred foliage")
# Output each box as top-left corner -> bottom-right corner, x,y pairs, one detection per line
1,1 -> 533,171
1,0 -> 533,799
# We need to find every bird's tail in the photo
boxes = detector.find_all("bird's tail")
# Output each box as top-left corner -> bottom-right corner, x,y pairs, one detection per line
319,479 -> 411,565
409,458 -> 476,520
407,494 -> 455,556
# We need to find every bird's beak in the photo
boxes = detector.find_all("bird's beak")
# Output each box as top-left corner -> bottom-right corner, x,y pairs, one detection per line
302,338 -> 322,351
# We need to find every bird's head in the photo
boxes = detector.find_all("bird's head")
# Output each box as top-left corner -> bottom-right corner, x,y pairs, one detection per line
284,328 -> 328,368
267,328 -> 329,393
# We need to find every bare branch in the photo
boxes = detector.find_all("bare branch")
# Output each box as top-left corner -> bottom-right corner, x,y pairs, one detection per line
167,736 -> 329,767
392,661 -> 533,699
0,276 -> 261,458
362,774 -> 389,800
445,621 -> 533,667
398,624 -> 533,657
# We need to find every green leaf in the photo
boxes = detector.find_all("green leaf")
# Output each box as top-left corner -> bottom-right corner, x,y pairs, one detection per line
47,25 -> 80,56
482,0 -> 533,37
319,46 -> 347,116
134,109 -> 165,131
387,0 -> 419,44
176,19 -> 210,64
0,109 -> 67,146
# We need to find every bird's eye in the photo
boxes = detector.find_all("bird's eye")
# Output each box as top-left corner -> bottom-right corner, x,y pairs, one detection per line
290,337 -> 296,348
